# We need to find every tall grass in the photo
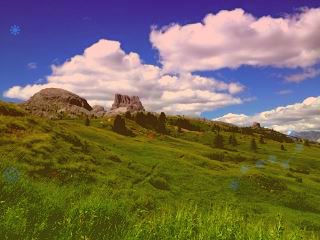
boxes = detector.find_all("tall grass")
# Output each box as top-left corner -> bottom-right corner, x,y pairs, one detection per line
0,177 -> 318,239
129,204 -> 318,240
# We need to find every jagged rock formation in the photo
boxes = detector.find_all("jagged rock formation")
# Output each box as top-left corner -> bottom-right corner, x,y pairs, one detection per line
23,88 -> 93,118
252,122 -> 261,129
21,89 -> 145,118
108,94 -> 145,115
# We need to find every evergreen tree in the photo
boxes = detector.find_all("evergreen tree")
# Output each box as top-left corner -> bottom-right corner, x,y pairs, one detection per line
113,115 -> 126,134
281,144 -> 286,151
251,138 -> 258,152
158,112 -> 167,134
124,111 -> 132,120
84,117 -> 90,126
159,112 -> 166,122
259,135 -> 265,144
304,139 -> 310,147
135,112 -> 146,127
214,134 -> 224,148
228,135 -> 237,146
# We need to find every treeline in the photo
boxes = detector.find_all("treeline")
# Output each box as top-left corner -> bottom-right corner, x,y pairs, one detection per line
169,118 -> 201,131
113,111 -> 167,135
213,124 -> 294,143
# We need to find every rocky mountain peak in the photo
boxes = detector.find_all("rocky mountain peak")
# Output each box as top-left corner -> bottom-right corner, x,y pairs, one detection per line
252,122 -> 261,128
111,93 -> 145,112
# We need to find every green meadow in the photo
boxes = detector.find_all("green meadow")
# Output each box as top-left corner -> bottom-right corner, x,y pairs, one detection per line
0,102 -> 320,239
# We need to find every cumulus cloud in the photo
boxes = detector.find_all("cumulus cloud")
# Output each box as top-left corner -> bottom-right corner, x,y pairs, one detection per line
150,8 -> 320,73
214,96 -> 320,132
4,39 -> 244,115
285,67 -> 320,82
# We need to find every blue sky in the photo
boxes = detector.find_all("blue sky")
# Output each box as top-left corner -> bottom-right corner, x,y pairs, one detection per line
0,0 -> 319,128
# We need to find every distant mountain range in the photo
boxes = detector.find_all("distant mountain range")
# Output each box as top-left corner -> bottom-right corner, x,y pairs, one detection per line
288,131 -> 320,142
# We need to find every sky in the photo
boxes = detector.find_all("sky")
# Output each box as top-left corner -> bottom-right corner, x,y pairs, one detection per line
0,0 -> 319,133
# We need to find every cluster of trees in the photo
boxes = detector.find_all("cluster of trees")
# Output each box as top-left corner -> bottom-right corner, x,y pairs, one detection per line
134,112 -> 167,134
112,111 -> 167,135
254,129 -> 293,143
170,118 -> 201,132
211,124 -> 221,133
113,115 -> 133,136
213,134 -> 238,149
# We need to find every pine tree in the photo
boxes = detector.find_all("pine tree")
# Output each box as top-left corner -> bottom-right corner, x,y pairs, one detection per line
159,112 -> 166,123
113,115 -> 126,134
281,144 -> 286,151
84,117 -> 90,126
228,135 -> 237,146
124,111 -> 132,119
214,134 -> 224,148
158,112 -> 167,134
251,138 -> 257,151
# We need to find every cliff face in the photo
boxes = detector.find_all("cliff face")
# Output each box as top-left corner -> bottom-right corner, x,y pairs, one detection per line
111,94 -> 145,112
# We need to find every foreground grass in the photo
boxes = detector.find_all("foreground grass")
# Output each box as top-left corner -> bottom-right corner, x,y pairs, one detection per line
0,178 -> 318,240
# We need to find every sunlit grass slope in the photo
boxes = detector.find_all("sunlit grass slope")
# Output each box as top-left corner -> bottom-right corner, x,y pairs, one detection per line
0,109 -> 319,239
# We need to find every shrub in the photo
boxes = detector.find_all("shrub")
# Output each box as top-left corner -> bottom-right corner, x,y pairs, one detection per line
108,155 -> 122,163
149,176 -> 170,190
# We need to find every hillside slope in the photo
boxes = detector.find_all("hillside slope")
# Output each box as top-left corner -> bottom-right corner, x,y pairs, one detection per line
0,111 -> 320,239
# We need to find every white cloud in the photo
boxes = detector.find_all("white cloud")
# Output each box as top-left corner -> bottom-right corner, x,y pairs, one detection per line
27,62 -> 37,69
214,96 -> 320,132
285,67 -> 320,82
4,39 -> 244,115
150,8 -> 320,73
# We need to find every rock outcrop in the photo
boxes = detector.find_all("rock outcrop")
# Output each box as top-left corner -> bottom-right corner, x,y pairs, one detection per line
108,94 -> 145,115
252,122 -> 261,129
91,105 -> 106,117
21,89 -> 145,118
23,88 -> 93,118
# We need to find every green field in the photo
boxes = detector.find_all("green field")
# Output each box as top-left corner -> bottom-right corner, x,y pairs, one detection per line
0,102 -> 320,239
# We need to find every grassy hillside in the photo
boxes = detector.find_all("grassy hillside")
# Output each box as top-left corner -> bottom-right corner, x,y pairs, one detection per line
0,109 -> 320,239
